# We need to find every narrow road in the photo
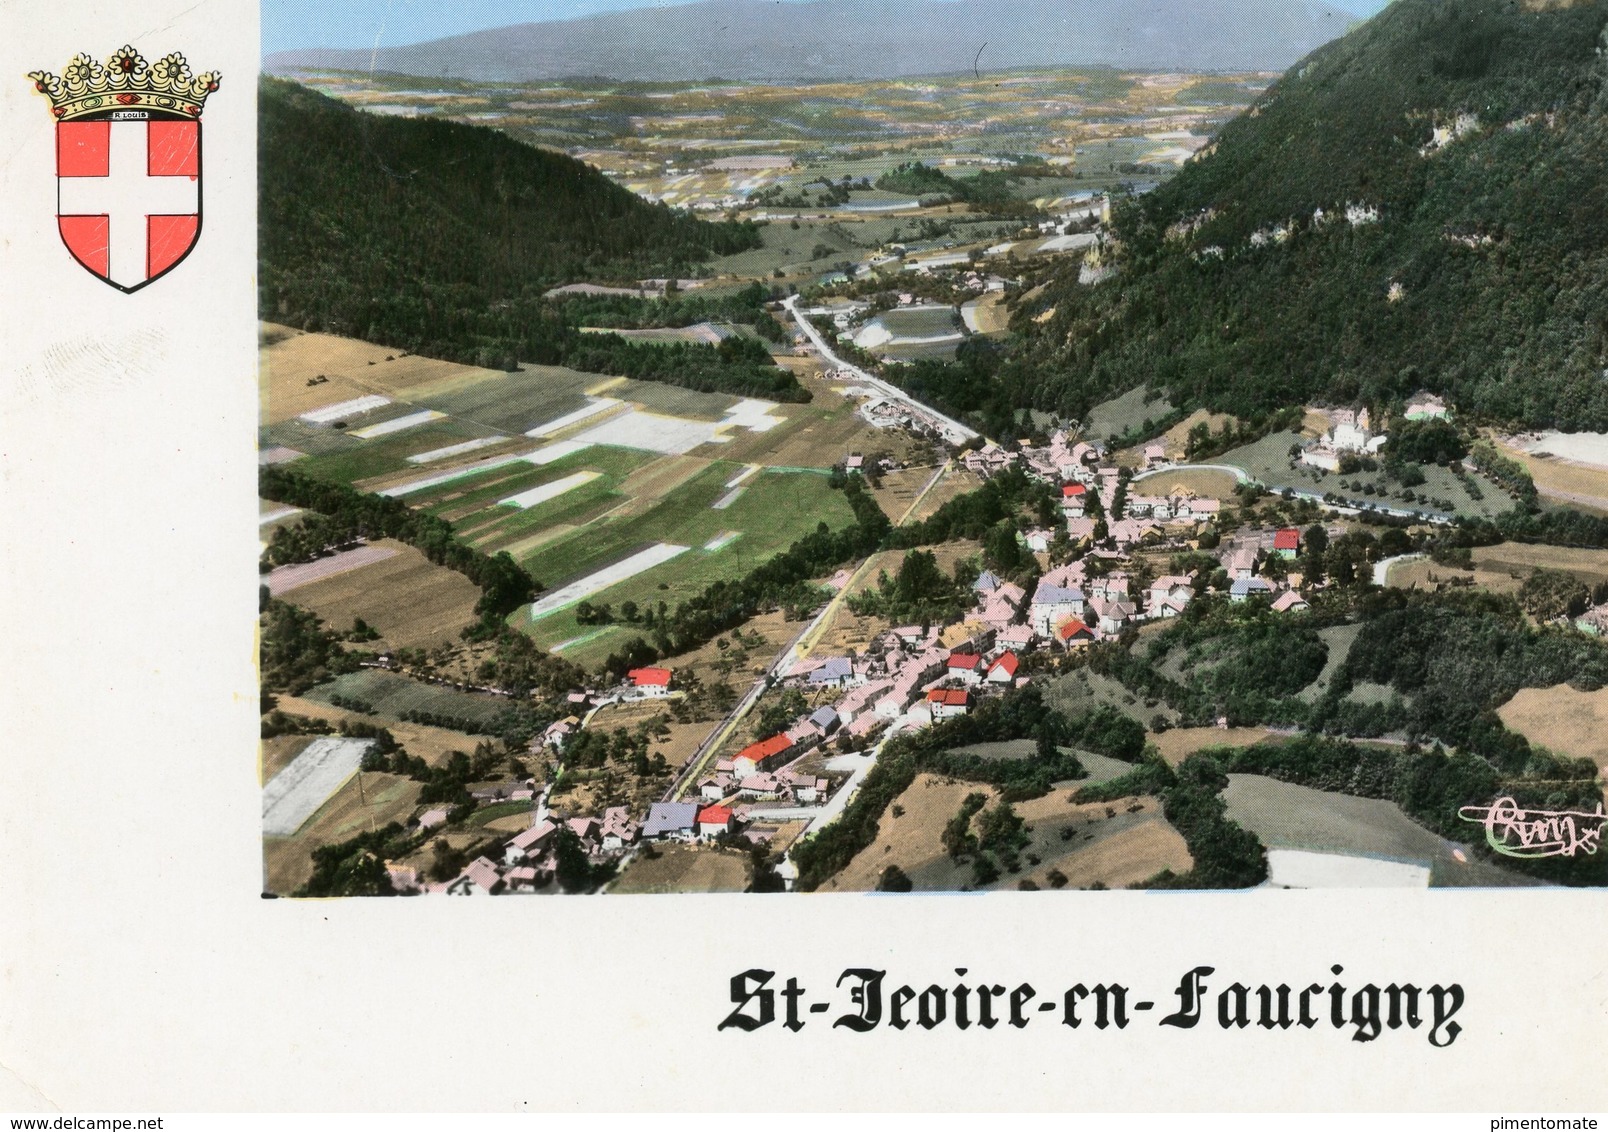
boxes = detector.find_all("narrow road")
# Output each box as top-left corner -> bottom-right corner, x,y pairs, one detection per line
664,460 -> 952,806
783,294 -> 980,446
1374,553 -> 1426,587
664,612 -> 819,803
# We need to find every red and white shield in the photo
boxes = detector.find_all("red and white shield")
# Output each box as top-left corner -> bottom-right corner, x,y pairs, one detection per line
55,111 -> 201,293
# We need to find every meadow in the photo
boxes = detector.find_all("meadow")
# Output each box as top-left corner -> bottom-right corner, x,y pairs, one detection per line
518,465 -> 859,665
1219,774 -> 1529,888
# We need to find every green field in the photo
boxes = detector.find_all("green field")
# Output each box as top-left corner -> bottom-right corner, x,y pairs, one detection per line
410,365 -> 600,434
1217,432 -> 1516,521
1084,386 -> 1178,441
517,466 -> 856,665
290,420 -> 507,485
304,670 -> 515,727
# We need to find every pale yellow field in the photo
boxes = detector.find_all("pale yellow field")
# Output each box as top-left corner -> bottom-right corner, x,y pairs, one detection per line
1497,684 -> 1608,778
967,291 -> 1012,335
822,773 -> 1193,892
1387,543 -> 1608,596
821,774 -> 998,891
1016,813 -> 1192,891
259,322 -> 507,425
1489,435 -> 1608,515
279,539 -> 484,650
1141,467 -> 1241,499
1150,726 -> 1279,767
610,845 -> 752,893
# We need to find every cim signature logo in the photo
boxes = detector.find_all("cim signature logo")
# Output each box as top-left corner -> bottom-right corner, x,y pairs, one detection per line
1458,796 -> 1605,859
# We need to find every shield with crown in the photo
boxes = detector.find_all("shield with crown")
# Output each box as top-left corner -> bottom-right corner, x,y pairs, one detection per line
28,46 -> 221,293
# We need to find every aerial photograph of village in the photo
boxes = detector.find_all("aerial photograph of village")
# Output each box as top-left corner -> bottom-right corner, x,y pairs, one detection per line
257,0 -> 1608,897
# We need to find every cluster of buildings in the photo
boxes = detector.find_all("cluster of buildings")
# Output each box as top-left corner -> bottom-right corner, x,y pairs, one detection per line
857,390 -> 962,438
1299,407 -> 1389,473
389,805 -> 645,896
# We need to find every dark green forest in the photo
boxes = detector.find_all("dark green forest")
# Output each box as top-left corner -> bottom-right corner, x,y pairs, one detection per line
258,78 -> 797,398
1000,0 -> 1608,430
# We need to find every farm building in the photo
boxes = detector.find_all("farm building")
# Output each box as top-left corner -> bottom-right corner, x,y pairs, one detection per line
1055,618 -> 1095,648
808,706 -> 841,735
628,667 -> 673,697
1403,394 -> 1450,422
1230,577 -> 1276,602
439,856 -> 502,896
601,807 -> 639,850
1271,591 -> 1311,614
985,652 -> 1020,684
504,820 -> 557,865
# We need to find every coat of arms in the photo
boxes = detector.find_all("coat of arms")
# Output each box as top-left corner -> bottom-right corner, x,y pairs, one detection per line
28,46 -> 220,293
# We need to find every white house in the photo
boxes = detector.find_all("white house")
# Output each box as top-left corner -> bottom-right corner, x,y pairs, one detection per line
1030,580 -> 1086,635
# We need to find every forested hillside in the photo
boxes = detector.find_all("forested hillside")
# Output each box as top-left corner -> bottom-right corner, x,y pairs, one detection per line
1009,0 -> 1608,430
259,78 -> 766,375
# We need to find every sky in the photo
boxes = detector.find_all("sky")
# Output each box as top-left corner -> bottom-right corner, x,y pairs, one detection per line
262,0 -> 1395,56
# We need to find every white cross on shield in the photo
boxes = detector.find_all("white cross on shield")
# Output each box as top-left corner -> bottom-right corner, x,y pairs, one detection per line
55,112 -> 202,293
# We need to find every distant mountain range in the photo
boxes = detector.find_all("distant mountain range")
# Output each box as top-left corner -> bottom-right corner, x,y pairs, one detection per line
263,0 -> 1363,81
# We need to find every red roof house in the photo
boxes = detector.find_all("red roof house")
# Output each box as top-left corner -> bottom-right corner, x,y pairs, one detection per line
985,651 -> 1020,684
947,652 -> 984,684
1273,529 -> 1301,556
733,732 -> 794,775
1055,618 -> 1095,647
696,804 -> 735,838
1062,483 -> 1088,498
628,666 -> 673,694
926,687 -> 972,719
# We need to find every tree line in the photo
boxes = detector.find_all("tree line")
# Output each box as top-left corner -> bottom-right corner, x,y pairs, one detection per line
259,465 -> 538,631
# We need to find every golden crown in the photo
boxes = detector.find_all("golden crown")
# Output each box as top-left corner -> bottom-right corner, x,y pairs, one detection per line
28,46 -> 220,121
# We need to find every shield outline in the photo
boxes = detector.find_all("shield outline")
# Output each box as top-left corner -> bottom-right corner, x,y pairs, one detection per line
55,106 -> 203,294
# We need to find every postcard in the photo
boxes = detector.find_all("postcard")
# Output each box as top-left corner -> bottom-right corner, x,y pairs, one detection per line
4,0 -> 1608,1114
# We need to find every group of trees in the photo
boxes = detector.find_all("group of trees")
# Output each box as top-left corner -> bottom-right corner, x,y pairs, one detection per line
942,792 -> 1032,886
873,161 -> 1052,218
259,599 -> 358,695
561,721 -> 669,778
847,549 -> 972,627
561,332 -> 807,402
550,282 -> 785,339
890,466 -> 1057,550
1337,589 -> 1608,758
